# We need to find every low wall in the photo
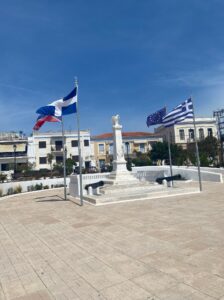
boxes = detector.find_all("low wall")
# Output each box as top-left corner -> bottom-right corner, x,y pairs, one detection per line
132,166 -> 223,183
2,165 -> 222,198
69,173 -> 110,197
0,177 -> 69,196
178,166 -> 224,175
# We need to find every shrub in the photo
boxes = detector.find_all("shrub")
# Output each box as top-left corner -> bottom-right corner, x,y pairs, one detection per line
14,185 -> 22,194
0,173 -> 7,183
35,183 -> 43,190
43,185 -> 49,189
54,184 -> 64,188
7,187 -> 14,195
0,189 -> 2,197
27,185 -> 35,191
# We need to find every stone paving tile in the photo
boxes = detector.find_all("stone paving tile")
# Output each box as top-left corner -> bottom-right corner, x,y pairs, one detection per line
11,290 -> 53,300
0,183 -> 224,299
140,253 -> 201,282
157,283 -> 216,300
132,268 -> 178,296
73,256 -> 126,290
184,272 -> 224,299
100,280 -> 155,300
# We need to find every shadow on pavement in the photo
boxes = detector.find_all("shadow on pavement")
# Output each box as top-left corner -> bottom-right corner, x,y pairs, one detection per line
34,195 -> 82,206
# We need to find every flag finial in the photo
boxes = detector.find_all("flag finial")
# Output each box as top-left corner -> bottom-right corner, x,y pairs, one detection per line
74,77 -> 78,87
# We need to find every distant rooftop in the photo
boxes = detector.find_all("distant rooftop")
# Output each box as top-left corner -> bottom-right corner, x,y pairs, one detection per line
33,130 -> 90,137
92,132 -> 161,140
0,132 -> 26,141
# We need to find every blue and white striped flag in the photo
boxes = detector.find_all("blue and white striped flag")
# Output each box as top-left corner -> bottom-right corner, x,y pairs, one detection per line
36,87 -> 77,117
162,98 -> 193,127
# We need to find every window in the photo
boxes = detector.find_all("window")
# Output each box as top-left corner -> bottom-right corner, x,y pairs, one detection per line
72,155 -> 79,162
179,129 -> 185,140
55,141 -> 63,151
1,164 -> 9,171
39,141 -> 46,148
189,129 -> 194,140
98,144 -> 104,153
99,159 -> 105,168
56,156 -> 63,164
109,143 -> 114,154
199,128 -> 204,140
71,140 -> 78,147
208,128 -> 213,137
39,157 -> 47,164
139,143 -> 145,153
84,140 -> 89,147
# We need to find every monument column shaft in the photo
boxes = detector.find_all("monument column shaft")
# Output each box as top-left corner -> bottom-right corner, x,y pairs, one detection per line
113,124 -> 126,162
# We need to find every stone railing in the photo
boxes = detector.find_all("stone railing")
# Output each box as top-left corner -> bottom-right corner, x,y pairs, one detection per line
0,177 -> 69,197
69,173 -> 110,197
132,166 -> 223,183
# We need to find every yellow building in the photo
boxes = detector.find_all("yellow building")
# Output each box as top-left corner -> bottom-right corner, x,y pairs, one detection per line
0,132 -> 28,172
91,132 -> 162,169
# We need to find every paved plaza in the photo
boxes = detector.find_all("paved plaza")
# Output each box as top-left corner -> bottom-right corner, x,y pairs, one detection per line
0,182 -> 224,300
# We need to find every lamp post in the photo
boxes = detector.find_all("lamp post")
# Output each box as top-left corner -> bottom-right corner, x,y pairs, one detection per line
13,144 -> 17,179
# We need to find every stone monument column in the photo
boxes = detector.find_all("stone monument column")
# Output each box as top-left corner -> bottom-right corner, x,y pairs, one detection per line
108,115 -> 138,184
111,115 -> 127,173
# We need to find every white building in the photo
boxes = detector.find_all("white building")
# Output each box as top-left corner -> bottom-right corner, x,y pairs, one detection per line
29,130 -> 94,170
155,118 -> 218,148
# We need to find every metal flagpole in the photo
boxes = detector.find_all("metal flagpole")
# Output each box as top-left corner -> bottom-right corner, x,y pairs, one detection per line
191,97 -> 202,192
167,131 -> 174,187
61,118 -> 67,200
75,78 -> 83,206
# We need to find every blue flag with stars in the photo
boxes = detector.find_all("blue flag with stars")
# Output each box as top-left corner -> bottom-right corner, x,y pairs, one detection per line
146,107 -> 166,127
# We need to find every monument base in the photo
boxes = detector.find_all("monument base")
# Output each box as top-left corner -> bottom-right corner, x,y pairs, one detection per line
83,179 -> 199,205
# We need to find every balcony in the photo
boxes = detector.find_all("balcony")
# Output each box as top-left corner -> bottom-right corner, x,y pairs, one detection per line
51,146 -> 63,154
0,152 -> 27,158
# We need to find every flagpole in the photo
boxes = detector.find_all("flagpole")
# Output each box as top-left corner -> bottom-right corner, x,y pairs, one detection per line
167,131 -> 174,187
75,77 -> 83,206
191,97 -> 202,192
61,118 -> 67,200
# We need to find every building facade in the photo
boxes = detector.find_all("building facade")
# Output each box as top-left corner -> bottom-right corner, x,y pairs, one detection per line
91,132 -> 163,169
154,118 -> 218,148
30,130 -> 94,170
0,132 -> 28,173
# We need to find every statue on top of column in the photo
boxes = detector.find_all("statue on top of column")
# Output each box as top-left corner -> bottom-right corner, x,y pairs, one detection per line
112,114 -> 120,127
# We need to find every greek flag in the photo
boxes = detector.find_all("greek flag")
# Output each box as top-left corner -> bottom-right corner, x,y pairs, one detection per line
162,98 -> 193,127
36,87 -> 77,117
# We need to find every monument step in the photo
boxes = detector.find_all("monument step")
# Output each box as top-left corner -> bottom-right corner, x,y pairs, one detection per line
101,181 -> 157,190
100,184 -> 164,195
84,187 -> 199,205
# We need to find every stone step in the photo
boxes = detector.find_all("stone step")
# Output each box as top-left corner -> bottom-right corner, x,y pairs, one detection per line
84,187 -> 199,205
101,182 -> 157,190
100,184 -> 164,195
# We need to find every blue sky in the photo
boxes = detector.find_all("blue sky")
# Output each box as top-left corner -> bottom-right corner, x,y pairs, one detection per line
1,0 -> 224,135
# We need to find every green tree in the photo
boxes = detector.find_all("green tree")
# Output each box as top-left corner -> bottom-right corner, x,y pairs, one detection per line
53,163 -> 63,176
132,152 -> 152,166
47,153 -> 54,177
66,158 -> 76,175
150,141 -> 187,166
187,136 -> 219,167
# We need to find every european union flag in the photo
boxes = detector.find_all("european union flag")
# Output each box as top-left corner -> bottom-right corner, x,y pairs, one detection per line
146,107 -> 166,127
